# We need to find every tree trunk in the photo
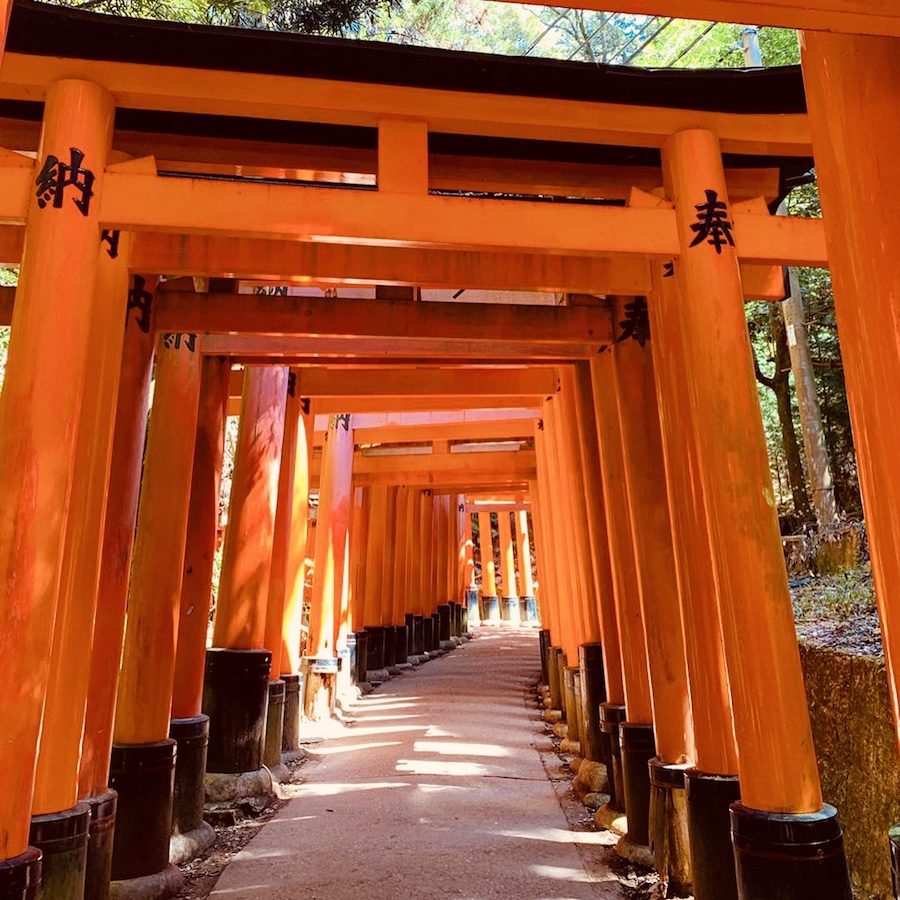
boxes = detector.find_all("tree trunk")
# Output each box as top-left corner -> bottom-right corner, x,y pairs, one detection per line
782,268 -> 840,527
754,306 -> 813,522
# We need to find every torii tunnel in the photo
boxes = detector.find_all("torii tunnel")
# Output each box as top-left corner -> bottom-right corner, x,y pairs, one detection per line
0,0 -> 897,898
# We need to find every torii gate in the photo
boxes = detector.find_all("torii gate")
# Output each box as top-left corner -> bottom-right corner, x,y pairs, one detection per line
0,1 -> 896,900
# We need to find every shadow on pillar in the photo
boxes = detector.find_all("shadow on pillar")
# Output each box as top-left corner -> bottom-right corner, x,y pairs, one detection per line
202,649 -> 274,817
731,802 -> 851,900
0,847 -> 42,900
109,740 -> 182,897
29,803 -> 90,900
168,716 -> 216,866
685,769 -> 740,900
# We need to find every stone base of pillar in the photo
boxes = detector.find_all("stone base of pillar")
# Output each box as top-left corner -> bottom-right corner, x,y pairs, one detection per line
204,767 -> 275,819
169,715 -> 213,865
573,759 -> 609,809
281,674 -> 301,752
109,864 -> 182,900
599,703 -> 627,813
595,803 -> 628,836
615,835 -> 655,868
203,649 -> 271,775
83,789 -> 117,900
500,596 -> 519,624
29,802 -> 91,900
620,722 -> 655,850
731,802 -> 852,900
109,741 -> 176,885
648,758 -> 693,897
480,595 -> 500,624
0,847 -> 41,900
685,769 -> 740,900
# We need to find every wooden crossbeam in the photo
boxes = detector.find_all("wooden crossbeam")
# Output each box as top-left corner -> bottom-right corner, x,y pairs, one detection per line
493,0 -> 900,39
1,53 -> 812,154
157,291 -> 611,345
93,175 -> 826,267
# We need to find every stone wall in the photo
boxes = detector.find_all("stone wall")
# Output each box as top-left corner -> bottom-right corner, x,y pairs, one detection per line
799,644 -> 900,898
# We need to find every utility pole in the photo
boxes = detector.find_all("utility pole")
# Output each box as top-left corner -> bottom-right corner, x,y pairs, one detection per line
740,26 -> 763,67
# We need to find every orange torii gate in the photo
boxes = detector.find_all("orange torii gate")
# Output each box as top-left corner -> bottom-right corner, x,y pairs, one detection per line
0,1 -> 897,899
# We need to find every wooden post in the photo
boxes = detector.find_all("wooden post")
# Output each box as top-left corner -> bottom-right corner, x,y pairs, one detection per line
363,486 -> 388,627
420,491 -> 435,613
304,414 -> 354,719
611,297 -> 694,767
572,361 -> 625,706
213,366 -> 288,650
281,388 -> 312,676
78,274 -> 157,802
0,79 -> 112,865
31,234 -> 129,821
662,129 -> 820,814
589,352 -> 653,726
171,356 -> 231,721
477,511 -> 499,623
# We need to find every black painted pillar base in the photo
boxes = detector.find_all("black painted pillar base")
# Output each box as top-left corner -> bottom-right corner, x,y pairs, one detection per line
29,802 -> 90,900
203,648 -> 271,774
731,802 -> 852,900
82,790 -> 116,900
382,626 -> 397,668
0,847 -> 42,900
480,595 -> 500,624
562,665 -> 581,741
354,632 -> 369,685
686,769 -> 740,900
430,613 -> 441,649
413,616 -> 425,655
521,595 -> 538,623
620,722 -> 655,847
169,716 -> 216,866
465,588 -> 479,626
281,674 -> 301,751
500,596 -> 519,624
599,703 -> 626,812
262,681 -> 286,772
578,642 -> 606,764
437,604 -> 451,643
555,651 -> 569,720
404,614 -> 415,658
423,616 -> 436,652
109,740 -> 176,882
393,624 -> 409,665
365,626 -> 385,672
648,758 -> 692,897
447,602 -> 459,637
345,632 -> 359,686
547,647 -> 563,711
539,630 -> 551,686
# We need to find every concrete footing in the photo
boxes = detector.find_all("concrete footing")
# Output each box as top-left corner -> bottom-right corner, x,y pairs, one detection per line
168,822 -> 216,866
204,766 -> 275,819
573,759 -> 609,808
596,803 -> 628,836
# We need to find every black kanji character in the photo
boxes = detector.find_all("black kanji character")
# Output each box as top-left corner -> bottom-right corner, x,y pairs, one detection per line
663,262 -> 675,278
615,297 -> 650,347
126,275 -> 153,333
35,148 -> 95,216
689,189 -> 734,254
101,229 -> 120,259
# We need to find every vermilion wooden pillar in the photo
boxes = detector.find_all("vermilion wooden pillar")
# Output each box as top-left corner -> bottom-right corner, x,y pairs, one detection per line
112,332 -> 202,888
647,264 -> 739,899
363,486 -> 389,627
528,477 -> 558,640
572,361 -> 625,707
350,487 -> 370,634
477,511 -> 499,624
514,510 -> 536,623
0,80 -> 112,877
213,366 -> 288,650
611,298 -> 694,767
497,508 -> 519,623
171,356 -> 231,721
282,389 -> 312,677
391,487 -> 410,627
30,231 -> 128,900
78,274 -> 157,900
589,352 -> 653,726
420,491 -> 435,612
663,128 -> 849,897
